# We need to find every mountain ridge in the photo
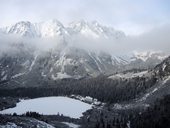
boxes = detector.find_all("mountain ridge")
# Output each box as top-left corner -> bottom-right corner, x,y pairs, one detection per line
0,20 -> 168,83
0,19 -> 125,39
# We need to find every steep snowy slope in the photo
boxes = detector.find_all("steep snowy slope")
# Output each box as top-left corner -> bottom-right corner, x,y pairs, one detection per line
112,56 -> 170,110
1,19 -> 125,39
38,19 -> 70,38
0,44 -> 127,85
4,21 -> 38,38
0,20 -> 168,86
68,20 -> 125,39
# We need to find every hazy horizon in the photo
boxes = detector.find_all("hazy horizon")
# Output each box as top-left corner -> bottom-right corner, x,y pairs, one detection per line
0,0 -> 170,36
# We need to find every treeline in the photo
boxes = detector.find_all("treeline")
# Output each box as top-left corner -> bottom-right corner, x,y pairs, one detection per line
0,97 -> 19,110
82,95 -> 170,128
131,95 -> 170,128
81,108 -> 131,128
0,75 -> 157,103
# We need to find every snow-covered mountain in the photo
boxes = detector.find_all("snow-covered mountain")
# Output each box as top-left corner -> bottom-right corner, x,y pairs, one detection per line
111,56 -> 170,110
132,51 -> 166,62
68,20 -> 125,39
128,51 -> 167,69
0,46 -> 166,87
1,19 -> 125,39
0,20 -> 168,84
1,20 -> 68,38
39,19 -> 69,38
4,21 -> 38,38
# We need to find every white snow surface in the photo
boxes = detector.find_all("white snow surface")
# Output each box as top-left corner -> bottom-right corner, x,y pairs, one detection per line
11,72 -> 25,79
51,72 -> 72,80
0,122 -> 21,128
0,120 -> 55,128
1,71 -> 5,76
109,71 -> 148,79
35,119 -> 55,128
0,96 -> 92,118
29,54 -> 38,71
2,74 -> 7,80
132,51 -> 167,62
62,122 -> 80,128
3,20 -> 125,39
162,75 -> 170,85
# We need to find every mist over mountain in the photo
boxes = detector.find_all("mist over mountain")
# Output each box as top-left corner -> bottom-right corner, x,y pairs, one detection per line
0,20 -> 168,83
0,20 -> 169,56
1,0 -> 170,127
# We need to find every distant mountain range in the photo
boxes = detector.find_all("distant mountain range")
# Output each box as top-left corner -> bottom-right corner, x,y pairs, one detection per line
0,20 -> 168,84
0,19 -> 125,39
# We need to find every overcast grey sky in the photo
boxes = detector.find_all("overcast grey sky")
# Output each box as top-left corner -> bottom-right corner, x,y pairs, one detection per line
0,0 -> 170,35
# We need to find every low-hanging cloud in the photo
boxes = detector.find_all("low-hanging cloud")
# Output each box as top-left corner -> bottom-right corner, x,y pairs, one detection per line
66,24 -> 170,55
125,24 -> 170,54
0,24 -> 170,57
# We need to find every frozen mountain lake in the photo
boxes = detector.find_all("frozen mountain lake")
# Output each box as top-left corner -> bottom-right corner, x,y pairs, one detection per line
0,96 -> 92,118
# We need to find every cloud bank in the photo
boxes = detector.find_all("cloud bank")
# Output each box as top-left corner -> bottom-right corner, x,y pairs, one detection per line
0,23 -> 169,57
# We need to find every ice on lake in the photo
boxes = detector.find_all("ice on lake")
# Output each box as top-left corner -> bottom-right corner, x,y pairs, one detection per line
0,96 -> 92,118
